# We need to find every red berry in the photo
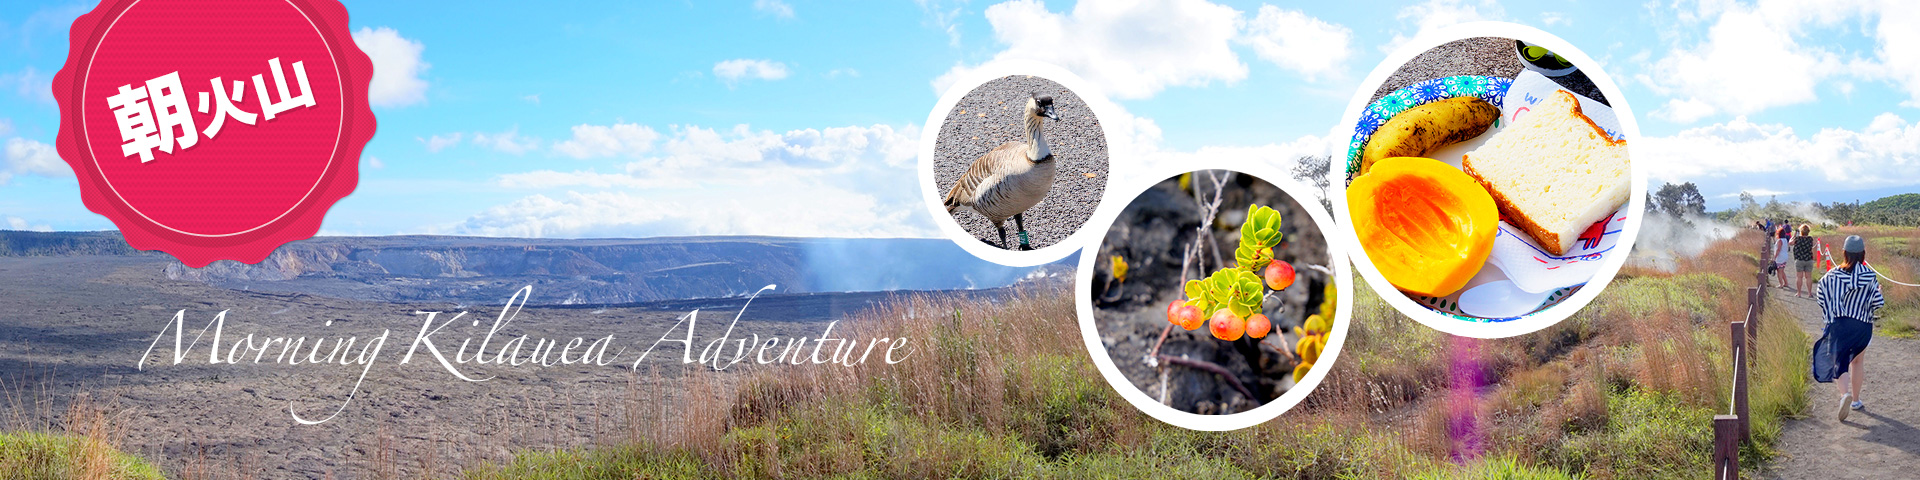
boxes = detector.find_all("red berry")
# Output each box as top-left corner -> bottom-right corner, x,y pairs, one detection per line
1209,310 -> 1245,341
1246,313 -> 1271,339
1166,300 -> 1185,325
1265,261 -> 1296,291
1176,305 -> 1204,330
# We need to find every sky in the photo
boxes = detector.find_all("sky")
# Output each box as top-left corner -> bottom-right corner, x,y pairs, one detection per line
1,0 -> 1918,237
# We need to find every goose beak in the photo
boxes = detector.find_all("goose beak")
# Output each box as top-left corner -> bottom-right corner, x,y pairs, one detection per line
1042,105 -> 1059,121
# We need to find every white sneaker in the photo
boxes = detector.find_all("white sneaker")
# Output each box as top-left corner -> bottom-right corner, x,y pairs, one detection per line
1839,393 -> 1852,421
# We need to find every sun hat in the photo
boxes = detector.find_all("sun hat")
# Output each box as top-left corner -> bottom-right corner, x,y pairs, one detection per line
1844,235 -> 1866,253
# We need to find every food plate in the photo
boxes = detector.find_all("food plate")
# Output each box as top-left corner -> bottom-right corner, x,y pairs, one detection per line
1343,75 -> 1511,185
1344,71 -> 1628,322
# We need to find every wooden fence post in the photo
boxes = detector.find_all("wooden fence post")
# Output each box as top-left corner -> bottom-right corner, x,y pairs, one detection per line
1714,414 -> 1742,479
1731,320 -> 1750,443
1747,287 -> 1761,347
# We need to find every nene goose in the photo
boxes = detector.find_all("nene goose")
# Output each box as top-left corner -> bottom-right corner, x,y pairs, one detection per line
943,95 -> 1060,250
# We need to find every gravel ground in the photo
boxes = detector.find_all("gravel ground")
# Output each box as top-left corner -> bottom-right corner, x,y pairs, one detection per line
1369,36 -> 1609,106
1088,171 -> 1332,414
933,75 -> 1108,251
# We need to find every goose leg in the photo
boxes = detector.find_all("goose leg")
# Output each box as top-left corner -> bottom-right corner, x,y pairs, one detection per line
1014,213 -> 1032,250
994,220 -> 1010,249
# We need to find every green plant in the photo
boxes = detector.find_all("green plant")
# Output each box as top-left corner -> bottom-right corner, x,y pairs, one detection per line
0,432 -> 167,480
1232,204 -> 1286,270
1184,268 -> 1265,323
1169,205 -> 1295,342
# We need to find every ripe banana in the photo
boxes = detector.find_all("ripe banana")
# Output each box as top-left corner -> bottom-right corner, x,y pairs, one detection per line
1360,96 -> 1498,176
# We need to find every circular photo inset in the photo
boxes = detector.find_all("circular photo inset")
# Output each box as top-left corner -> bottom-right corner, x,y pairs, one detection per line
929,74 -> 1108,255
1078,168 -> 1351,430
1332,23 -> 1644,338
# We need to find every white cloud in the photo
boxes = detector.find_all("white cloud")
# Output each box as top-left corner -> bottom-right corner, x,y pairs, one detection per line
1857,3 -> 1920,107
1381,0 -> 1505,54
473,128 -> 540,155
1655,98 -> 1718,124
1128,133 -> 1341,204
496,170 -> 651,190
1635,1 -> 1920,121
917,0 -> 969,46
935,0 -> 1246,99
1541,11 -> 1569,26
1640,112 -> 1920,187
551,123 -> 660,159
352,27 -> 430,108
2,137 -> 70,185
418,132 -> 462,153
0,119 -> 11,136
1638,2 -> 1838,122
1240,5 -> 1353,81
364,156 -> 385,169
454,188 -> 920,239
754,0 -> 794,18
713,59 -> 790,85
462,123 -> 929,238
826,68 -> 861,78
1717,188 -> 1794,199
522,94 -> 541,105
5,216 -> 52,232
0,67 -> 52,104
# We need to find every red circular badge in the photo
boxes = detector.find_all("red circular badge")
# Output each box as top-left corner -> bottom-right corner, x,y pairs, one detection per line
52,0 -> 375,268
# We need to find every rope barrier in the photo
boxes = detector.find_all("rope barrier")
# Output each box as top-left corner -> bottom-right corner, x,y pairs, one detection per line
1877,270 -> 1920,287
1816,238 -> 1920,287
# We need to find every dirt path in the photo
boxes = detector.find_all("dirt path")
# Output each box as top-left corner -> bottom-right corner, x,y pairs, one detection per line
1762,285 -> 1920,478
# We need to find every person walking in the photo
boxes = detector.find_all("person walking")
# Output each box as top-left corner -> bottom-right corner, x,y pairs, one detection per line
1774,224 -> 1792,289
1793,224 -> 1816,298
1816,235 -> 1885,421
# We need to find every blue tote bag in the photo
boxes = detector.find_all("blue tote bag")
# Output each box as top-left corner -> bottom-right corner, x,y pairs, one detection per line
1812,323 -> 1838,383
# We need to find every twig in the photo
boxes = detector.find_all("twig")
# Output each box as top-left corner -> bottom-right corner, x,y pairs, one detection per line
1158,170 -> 1235,366
1182,170 -> 1233,279
1158,354 -> 1258,401
1151,170 -> 1258,405
1260,336 -> 1297,363
1158,368 -> 1171,405
1146,325 -> 1174,367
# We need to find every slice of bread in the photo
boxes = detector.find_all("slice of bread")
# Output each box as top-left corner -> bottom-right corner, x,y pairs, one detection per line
1462,90 -> 1628,256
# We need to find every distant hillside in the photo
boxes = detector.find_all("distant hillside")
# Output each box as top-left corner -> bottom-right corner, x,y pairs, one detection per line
0,232 -> 1070,304
154,235 -> 1064,305
0,230 -> 145,256
1855,193 -> 1920,226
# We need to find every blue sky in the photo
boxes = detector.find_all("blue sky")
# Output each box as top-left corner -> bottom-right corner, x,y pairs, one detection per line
2,0 -> 1917,236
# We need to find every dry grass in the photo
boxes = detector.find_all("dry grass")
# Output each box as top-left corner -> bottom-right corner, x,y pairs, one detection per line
8,223 -> 1853,478
468,224 -> 1812,479
3,225 -> 1842,479
1861,229 -> 1920,337
467,282 -> 1465,478
0,391 -> 164,480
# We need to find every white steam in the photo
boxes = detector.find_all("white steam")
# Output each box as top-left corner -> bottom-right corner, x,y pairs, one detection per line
1630,213 -> 1740,272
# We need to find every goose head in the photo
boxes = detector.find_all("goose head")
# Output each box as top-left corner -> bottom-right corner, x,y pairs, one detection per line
1026,95 -> 1059,121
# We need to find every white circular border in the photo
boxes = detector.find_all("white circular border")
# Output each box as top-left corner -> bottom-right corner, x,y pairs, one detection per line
1328,22 -> 1646,339
917,60 -> 1126,267
1074,161 -> 1355,431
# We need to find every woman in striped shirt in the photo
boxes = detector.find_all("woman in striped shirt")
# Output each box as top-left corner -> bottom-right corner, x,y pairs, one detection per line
1818,235 -> 1885,421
